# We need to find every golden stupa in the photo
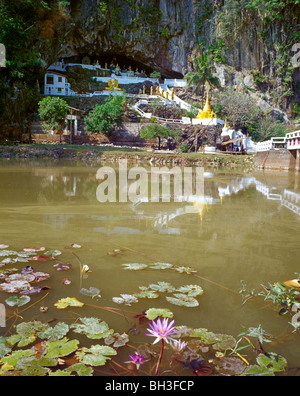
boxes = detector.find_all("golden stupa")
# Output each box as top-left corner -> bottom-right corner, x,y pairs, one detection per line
196,91 -> 217,119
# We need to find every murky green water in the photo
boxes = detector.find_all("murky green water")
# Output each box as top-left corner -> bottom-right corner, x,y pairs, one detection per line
0,159 -> 300,373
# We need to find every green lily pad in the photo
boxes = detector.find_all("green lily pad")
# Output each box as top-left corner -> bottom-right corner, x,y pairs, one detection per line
149,262 -> 174,270
5,295 -> 31,307
121,263 -> 148,271
76,345 -> 117,367
166,293 -> 199,307
176,285 -> 204,297
145,308 -> 174,320
149,282 -> 176,293
134,287 -> 159,299
70,317 -> 114,340
37,322 -> 70,342
0,337 -> 11,358
112,294 -> 138,306
45,337 -> 79,359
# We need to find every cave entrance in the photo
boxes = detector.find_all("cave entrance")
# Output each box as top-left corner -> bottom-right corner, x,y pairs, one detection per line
62,53 -> 183,79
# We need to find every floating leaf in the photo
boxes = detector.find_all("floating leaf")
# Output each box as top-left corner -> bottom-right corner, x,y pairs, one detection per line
149,262 -> 174,270
7,321 -> 49,348
149,282 -> 176,293
5,273 -> 36,283
112,294 -> 138,306
121,263 -> 148,271
23,247 -> 45,253
145,308 -> 174,320
0,280 -> 31,293
104,332 -> 129,348
37,322 -> 70,342
31,272 -> 50,283
20,285 -> 50,295
31,255 -> 52,262
70,317 -> 114,340
0,244 -> 9,249
44,250 -> 62,257
166,293 -> 199,307
76,345 -> 117,367
54,297 -> 84,309
45,337 -> 79,359
176,285 -> 204,297
62,277 -> 71,285
0,337 -> 12,358
0,250 -> 18,257
5,295 -> 31,307
53,263 -> 72,271
173,266 -> 197,275
134,287 -> 159,299
80,287 -> 101,298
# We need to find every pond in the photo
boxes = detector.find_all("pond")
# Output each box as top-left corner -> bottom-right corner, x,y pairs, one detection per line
0,159 -> 300,376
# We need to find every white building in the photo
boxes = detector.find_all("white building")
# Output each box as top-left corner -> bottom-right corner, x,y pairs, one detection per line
44,71 -> 74,96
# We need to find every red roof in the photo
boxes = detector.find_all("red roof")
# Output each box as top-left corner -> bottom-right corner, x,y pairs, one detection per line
46,71 -> 67,78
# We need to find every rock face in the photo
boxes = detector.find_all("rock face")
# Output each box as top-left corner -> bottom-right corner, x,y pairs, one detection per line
57,0 -> 299,109
60,0 -> 198,78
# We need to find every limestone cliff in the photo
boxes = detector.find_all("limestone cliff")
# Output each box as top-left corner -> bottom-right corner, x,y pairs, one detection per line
56,0 -> 300,112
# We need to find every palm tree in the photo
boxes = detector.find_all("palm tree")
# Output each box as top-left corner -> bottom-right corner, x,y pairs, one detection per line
184,52 -> 220,107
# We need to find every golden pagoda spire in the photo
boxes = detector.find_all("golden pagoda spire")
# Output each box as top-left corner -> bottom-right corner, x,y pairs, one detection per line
196,91 -> 217,120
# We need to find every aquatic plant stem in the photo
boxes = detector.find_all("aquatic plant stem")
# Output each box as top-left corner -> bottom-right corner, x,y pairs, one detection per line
155,339 -> 164,376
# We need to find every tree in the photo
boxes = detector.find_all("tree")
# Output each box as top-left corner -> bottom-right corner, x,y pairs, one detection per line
38,96 -> 68,142
214,88 -> 262,132
84,95 -> 125,135
140,124 -> 179,150
184,52 -> 220,106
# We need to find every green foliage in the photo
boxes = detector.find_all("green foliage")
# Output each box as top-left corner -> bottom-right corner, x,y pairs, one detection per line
180,143 -> 190,153
184,53 -> 220,104
140,124 -> 177,149
84,95 -> 125,135
247,0 -> 300,21
38,96 -> 68,131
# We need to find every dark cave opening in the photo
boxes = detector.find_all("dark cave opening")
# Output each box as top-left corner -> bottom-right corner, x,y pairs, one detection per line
61,52 -> 183,79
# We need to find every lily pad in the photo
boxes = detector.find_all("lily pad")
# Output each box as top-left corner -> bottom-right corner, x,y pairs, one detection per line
31,272 -> 50,283
134,287 -> 159,299
54,297 -> 84,309
112,294 -> 138,306
121,263 -> 148,271
5,273 -> 36,283
70,317 -> 114,340
76,345 -> 117,367
80,287 -> 101,298
0,244 -> 9,249
176,284 -> 204,297
166,293 -> 199,307
5,295 -> 31,307
45,337 -> 79,359
173,266 -> 197,275
104,332 -> 129,348
37,322 -> 70,342
145,308 -> 174,320
44,250 -> 62,257
53,263 -> 72,271
31,255 -> 52,262
149,282 -> 176,293
149,262 -> 174,270
0,280 -> 31,293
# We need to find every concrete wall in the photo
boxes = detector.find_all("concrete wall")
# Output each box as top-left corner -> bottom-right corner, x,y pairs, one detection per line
254,149 -> 297,170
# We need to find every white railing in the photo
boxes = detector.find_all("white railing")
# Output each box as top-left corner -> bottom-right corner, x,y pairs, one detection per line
286,130 -> 300,150
256,137 -> 287,152
164,79 -> 187,87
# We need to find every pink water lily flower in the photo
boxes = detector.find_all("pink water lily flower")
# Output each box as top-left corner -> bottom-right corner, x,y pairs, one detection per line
126,352 -> 146,370
146,317 -> 177,344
